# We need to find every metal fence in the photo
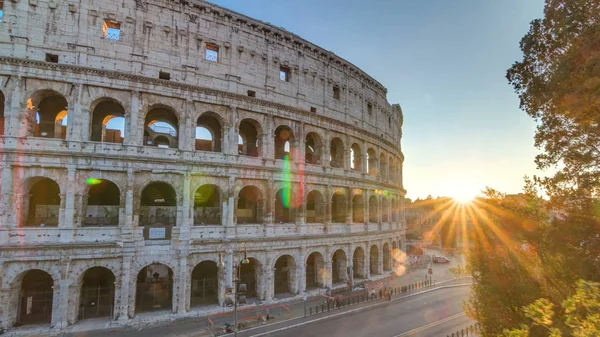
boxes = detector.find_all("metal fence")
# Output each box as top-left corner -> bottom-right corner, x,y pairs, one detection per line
83,216 -> 119,227
17,291 -> 53,325
194,207 -> 221,225
79,286 -> 114,320
447,324 -> 480,337
207,303 -> 291,336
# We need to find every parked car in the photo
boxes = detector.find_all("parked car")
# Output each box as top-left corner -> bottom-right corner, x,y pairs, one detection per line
432,255 -> 451,263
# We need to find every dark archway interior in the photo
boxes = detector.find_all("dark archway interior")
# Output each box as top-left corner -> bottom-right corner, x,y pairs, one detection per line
305,253 -> 323,289
238,119 -> 259,157
331,193 -> 346,223
305,133 -> 320,164
367,149 -> 376,175
86,180 -> 120,226
79,267 -> 115,320
140,182 -> 177,226
353,248 -> 365,279
370,246 -> 379,275
17,270 -> 54,325
35,94 -> 68,139
274,256 -> 294,295
191,261 -> 218,306
383,244 -> 391,271
135,264 -> 173,313
27,178 -> 60,227
274,188 -> 294,223
330,138 -> 344,168
144,107 -> 178,148
352,195 -> 364,223
239,259 -> 259,298
194,185 -> 221,225
237,186 -> 262,223
350,144 -> 362,171
90,100 -> 125,143
196,113 -> 222,152
306,191 -> 324,223
369,196 -> 378,223
332,250 -> 347,284
274,126 -> 293,160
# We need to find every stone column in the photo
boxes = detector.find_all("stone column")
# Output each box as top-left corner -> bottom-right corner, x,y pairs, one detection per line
346,188 -> 353,225
180,172 -> 191,232
52,259 -> 72,328
378,194 -> 383,230
119,254 -> 133,321
226,106 -> 238,155
343,134 -> 350,171
69,84 -> 84,142
364,190 -> 370,230
365,243 -> 371,279
296,122 -> 305,165
177,255 -> 188,314
62,166 -> 76,231
5,76 -> 22,137
325,185 -> 332,226
264,250 -> 274,301
122,169 -> 135,240
361,151 -> 368,175
323,131 -> 330,168
263,116 -> 274,161
125,91 -> 141,147
265,179 -> 274,236
298,246 -> 306,293
0,164 -> 14,230
324,246 -> 332,288
298,183 -> 307,235
225,175 -> 236,238
180,102 -> 192,151
378,242 -> 384,275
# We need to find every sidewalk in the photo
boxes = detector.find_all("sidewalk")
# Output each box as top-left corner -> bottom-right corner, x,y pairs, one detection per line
3,252 -> 468,337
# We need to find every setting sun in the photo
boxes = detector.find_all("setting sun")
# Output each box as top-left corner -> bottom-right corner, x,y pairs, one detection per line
453,192 -> 475,204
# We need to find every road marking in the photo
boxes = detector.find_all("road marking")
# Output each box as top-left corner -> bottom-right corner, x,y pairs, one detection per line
392,312 -> 466,336
242,283 -> 472,337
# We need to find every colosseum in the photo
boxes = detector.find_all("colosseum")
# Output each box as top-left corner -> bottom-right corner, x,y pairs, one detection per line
0,0 -> 406,331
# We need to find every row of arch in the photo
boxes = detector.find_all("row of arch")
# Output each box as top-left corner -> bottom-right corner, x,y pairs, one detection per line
0,91 -> 401,179
9,243 -> 397,327
21,178 -> 401,227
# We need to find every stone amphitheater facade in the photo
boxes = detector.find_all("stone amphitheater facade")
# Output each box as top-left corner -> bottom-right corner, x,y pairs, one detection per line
0,0 -> 406,330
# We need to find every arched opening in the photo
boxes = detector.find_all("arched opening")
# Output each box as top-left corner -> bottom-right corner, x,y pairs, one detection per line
135,263 -> 173,313
238,119 -> 260,157
352,247 -> 365,279
329,137 -> 344,168
383,243 -> 391,271
306,190 -> 325,223
350,143 -> 362,171
17,270 -> 54,325
274,255 -> 296,296
90,100 -> 125,143
352,195 -> 364,223
382,198 -> 390,222
144,106 -> 179,149
194,184 -> 221,225
379,153 -> 387,178
389,157 -> 396,181
140,182 -> 177,227
304,132 -> 321,164
370,245 -> 379,275
26,178 -> 60,227
79,267 -> 115,320
195,113 -> 222,152
367,149 -> 376,175
236,186 -> 263,224
331,193 -> 346,223
85,179 -> 120,226
331,250 -> 347,285
31,92 -> 68,139
0,90 -> 5,135
305,252 -> 325,289
274,188 -> 295,223
239,258 -> 261,299
191,261 -> 219,307
369,195 -> 378,223
274,125 -> 294,160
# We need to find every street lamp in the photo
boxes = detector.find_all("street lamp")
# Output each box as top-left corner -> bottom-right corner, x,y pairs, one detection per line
219,243 -> 249,336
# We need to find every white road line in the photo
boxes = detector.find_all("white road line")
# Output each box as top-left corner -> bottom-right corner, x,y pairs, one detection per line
243,283 -> 472,337
392,312 -> 466,337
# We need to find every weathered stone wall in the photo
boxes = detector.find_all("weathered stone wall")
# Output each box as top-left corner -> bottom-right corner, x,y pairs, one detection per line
0,0 -> 407,331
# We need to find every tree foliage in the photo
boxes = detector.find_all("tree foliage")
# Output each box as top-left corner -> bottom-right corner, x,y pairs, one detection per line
507,0 -> 600,199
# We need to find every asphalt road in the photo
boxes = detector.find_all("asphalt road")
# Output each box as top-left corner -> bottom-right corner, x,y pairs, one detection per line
242,285 -> 473,337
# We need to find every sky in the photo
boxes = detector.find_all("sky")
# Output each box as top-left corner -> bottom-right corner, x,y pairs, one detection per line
209,0 -> 547,200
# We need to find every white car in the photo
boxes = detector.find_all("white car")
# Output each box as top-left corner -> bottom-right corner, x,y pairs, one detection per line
432,255 -> 451,263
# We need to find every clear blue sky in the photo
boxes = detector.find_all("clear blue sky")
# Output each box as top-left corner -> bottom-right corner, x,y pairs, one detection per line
210,0 -> 546,200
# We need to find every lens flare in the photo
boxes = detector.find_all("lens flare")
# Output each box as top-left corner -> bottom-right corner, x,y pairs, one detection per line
86,178 -> 102,185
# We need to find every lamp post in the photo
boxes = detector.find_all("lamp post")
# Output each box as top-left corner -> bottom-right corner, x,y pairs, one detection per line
218,243 -> 249,337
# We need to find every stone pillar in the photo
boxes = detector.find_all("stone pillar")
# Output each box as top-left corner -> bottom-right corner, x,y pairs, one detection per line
5,76 -> 22,137
263,116 -> 274,161
226,106 -> 238,155
69,84 -> 84,142
53,259 -> 71,328
225,175 -> 236,237
296,122 -> 305,165
364,190 -> 370,229
325,185 -> 332,226
298,246 -> 306,293
62,166 -> 76,230
343,134 -> 350,171
125,91 -> 141,147
179,172 -> 191,239
122,169 -> 135,240
265,179 -> 274,236
324,246 -> 332,288
119,254 -> 133,321
378,242 -> 384,275
365,243 -> 371,279
378,194 -> 383,230
346,188 -> 353,225
298,183 -> 306,235
0,164 -> 14,229
264,250 -> 274,301
177,255 -> 188,314
361,151 -> 368,175
181,109 -> 193,152
323,131 -> 330,168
